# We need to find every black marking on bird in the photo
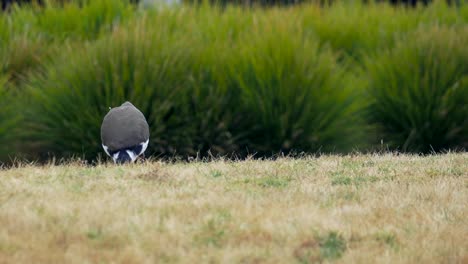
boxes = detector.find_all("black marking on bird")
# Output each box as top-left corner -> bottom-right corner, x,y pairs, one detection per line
101,101 -> 150,164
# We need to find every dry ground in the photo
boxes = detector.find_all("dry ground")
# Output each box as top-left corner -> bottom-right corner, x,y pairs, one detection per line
0,154 -> 467,263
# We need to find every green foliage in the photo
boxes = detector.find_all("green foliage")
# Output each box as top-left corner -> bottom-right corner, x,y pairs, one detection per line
35,0 -> 134,40
294,230 -> 347,263
0,1 -> 467,162
227,21 -> 365,154
331,175 -> 379,186
318,231 -> 347,260
86,227 -> 103,240
0,8 -> 42,85
26,24 -> 193,159
0,79 -> 21,162
25,6 -> 366,160
194,211 -> 231,247
331,174 -> 352,185
375,231 -> 400,250
301,1 -> 467,61
255,177 -> 291,188
209,170 -> 223,178
366,26 -> 468,153
0,34 -> 51,85
0,79 -> 9,145
0,0 -> 134,88
242,176 -> 291,188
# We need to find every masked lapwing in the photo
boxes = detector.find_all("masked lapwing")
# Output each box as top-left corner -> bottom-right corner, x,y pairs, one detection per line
101,101 -> 150,164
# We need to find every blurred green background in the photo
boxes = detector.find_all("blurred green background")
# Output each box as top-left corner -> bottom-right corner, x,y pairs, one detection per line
0,0 -> 467,163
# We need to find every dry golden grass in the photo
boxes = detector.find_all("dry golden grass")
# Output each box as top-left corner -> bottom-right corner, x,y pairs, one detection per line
0,154 -> 467,263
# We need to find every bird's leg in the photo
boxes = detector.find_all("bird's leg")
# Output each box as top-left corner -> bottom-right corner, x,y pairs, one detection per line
137,153 -> 146,163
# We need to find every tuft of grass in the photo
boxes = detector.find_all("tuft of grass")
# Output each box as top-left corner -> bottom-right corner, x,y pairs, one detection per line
318,231 -> 347,260
375,231 -> 400,250
366,26 -> 468,153
331,174 -> 353,186
194,211 -> 231,247
294,231 -> 347,263
254,176 -> 291,188
194,219 -> 226,247
331,173 -> 379,186
86,228 -> 103,240
239,175 -> 292,188
209,170 -> 223,178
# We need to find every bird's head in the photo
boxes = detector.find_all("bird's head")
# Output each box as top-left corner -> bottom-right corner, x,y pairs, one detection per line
112,150 -> 137,164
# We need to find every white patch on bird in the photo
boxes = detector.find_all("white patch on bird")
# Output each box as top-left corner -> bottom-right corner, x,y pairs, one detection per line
126,150 -> 138,162
102,144 -> 111,157
140,139 -> 149,155
112,152 -> 119,163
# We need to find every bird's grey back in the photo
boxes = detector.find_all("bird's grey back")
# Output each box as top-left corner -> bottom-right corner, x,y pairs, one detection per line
101,101 -> 149,151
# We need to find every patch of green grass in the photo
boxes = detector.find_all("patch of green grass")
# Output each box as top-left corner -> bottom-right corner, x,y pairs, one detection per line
193,209 -> 231,247
375,231 -> 400,250
331,174 -> 353,186
255,177 -> 291,188
0,241 -> 19,254
242,176 -> 291,188
194,219 -> 226,247
294,231 -> 347,263
321,190 -> 361,208
354,176 -> 379,185
86,227 -> 103,240
210,170 -> 223,178
331,172 -> 379,186
318,231 -> 347,260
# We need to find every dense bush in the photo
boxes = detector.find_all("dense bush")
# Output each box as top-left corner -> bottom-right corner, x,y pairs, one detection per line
0,1 -> 466,162
0,35 -> 51,86
24,10 -> 366,160
35,0 -> 133,40
0,79 -> 21,161
301,1 -> 468,61
366,26 -> 468,153
226,24 -> 365,154
0,0 -> 133,85
24,25 -> 190,159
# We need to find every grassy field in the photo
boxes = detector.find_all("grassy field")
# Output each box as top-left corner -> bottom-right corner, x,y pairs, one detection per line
0,154 -> 466,263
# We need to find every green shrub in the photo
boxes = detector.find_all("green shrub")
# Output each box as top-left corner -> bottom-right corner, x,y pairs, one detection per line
227,22 -> 365,154
300,1 -> 467,61
25,7 -> 366,160
4,2 -> 467,161
0,34 -> 51,85
0,78 -> 21,162
35,0 -> 134,40
366,26 -> 468,153
25,24 -> 191,159
0,7 -> 41,85
0,0 -> 133,88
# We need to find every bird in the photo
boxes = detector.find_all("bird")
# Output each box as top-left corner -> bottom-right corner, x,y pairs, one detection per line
101,101 -> 150,164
